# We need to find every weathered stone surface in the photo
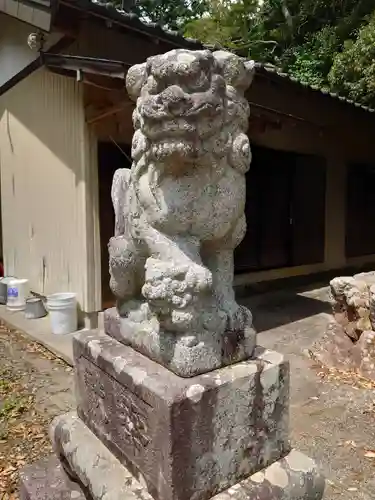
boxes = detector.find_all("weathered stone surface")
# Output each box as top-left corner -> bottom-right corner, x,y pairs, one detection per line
49,412 -> 323,500
309,321 -> 356,371
73,331 -> 290,500
19,456 -> 88,500
310,272 -> 375,380
108,48 -> 256,376
369,284 -> 375,331
352,273 -> 375,330
354,330 -> 375,381
214,450 -> 325,500
104,307 -> 256,377
51,413 -> 151,500
353,271 -> 375,286
310,322 -> 375,381
330,276 -> 371,341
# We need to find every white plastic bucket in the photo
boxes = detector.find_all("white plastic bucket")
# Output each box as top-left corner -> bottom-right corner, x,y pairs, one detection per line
47,293 -> 77,335
7,279 -> 29,311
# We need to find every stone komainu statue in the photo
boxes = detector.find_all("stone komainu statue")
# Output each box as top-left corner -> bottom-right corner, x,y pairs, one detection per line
108,49 -> 256,376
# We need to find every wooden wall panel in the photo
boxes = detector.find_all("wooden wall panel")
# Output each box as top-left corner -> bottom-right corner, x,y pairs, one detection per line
0,68 -> 101,312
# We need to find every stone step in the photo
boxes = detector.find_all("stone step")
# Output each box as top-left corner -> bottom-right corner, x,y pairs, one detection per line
22,412 -> 324,500
19,456 -> 87,500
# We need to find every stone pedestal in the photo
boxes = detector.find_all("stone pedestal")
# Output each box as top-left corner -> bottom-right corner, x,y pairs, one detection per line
104,307 -> 257,378
75,332 -> 289,500
20,331 -> 324,500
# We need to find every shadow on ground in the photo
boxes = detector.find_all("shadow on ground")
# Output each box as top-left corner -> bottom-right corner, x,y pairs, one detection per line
238,281 -> 375,500
240,289 -> 331,332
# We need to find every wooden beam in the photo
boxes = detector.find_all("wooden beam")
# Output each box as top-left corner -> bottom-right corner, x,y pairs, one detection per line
81,72 -> 126,91
86,101 -> 133,124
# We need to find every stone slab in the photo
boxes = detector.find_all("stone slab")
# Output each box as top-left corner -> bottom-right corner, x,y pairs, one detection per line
19,455 -> 88,500
73,330 -> 290,500
47,412 -> 324,500
104,307 -> 256,377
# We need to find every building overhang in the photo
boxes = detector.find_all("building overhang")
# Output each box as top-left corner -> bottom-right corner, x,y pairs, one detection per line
43,52 -> 133,125
42,52 -> 128,90
0,0 -> 57,31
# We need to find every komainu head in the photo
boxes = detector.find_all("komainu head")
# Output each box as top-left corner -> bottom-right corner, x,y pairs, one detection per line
126,49 -> 254,167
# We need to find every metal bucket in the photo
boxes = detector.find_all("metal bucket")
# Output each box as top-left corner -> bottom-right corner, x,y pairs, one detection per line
25,297 -> 47,319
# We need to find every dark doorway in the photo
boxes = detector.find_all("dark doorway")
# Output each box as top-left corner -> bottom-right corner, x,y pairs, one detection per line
346,163 -> 375,258
98,141 -> 131,309
235,145 -> 326,273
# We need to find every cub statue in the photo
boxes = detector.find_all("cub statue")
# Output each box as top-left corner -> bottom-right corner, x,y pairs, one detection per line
108,49 -> 256,377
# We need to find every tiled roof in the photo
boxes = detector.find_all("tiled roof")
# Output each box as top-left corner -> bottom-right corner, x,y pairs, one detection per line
68,0 -> 207,49
254,63 -> 375,114
67,0 -> 375,115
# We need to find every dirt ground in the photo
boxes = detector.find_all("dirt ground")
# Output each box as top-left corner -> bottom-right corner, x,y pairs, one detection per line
0,324 -> 75,499
0,283 -> 374,499
243,285 -> 375,500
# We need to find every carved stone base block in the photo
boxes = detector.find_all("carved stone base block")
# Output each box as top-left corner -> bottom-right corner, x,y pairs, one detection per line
104,307 -> 256,377
21,413 -> 324,500
74,331 -> 290,500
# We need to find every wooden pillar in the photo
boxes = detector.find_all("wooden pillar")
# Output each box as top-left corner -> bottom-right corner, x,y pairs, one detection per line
324,152 -> 347,269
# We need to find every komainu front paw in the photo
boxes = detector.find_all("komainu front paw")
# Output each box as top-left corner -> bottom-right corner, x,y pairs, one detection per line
184,263 -> 213,294
142,258 -> 212,330
142,258 -> 212,306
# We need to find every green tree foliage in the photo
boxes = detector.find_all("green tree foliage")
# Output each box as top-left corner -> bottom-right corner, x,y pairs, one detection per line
261,0 -> 373,52
129,0 -> 375,104
184,0 -> 375,94
185,0 -> 277,60
283,26 -> 341,89
183,1 -> 236,48
275,0 -> 375,88
130,0 -> 208,32
329,13 -> 375,107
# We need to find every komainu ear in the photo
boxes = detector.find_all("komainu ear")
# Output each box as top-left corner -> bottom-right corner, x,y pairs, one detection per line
126,62 -> 147,101
213,50 -> 255,90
